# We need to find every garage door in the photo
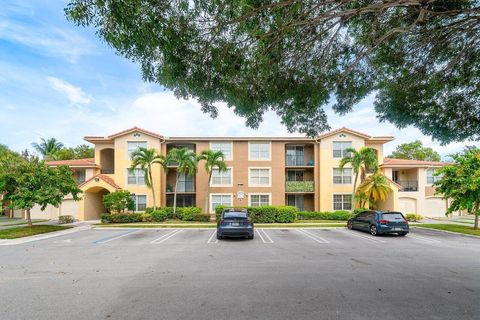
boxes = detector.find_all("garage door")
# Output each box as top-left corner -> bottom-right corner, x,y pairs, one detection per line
61,200 -> 79,219
423,198 -> 447,218
399,198 -> 416,214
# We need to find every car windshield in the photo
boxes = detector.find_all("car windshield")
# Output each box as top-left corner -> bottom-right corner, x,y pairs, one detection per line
223,212 -> 248,219
381,213 -> 404,221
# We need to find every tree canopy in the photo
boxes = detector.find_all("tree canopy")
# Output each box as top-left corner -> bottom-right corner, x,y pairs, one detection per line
387,140 -> 441,162
65,0 -> 480,143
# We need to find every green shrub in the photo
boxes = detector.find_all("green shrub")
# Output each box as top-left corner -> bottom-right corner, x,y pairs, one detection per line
297,210 -> 352,220
192,213 -> 210,222
58,215 -> 74,224
275,206 -> 298,223
249,206 -> 277,223
100,213 -> 142,223
215,205 -> 226,221
406,213 -> 423,222
141,213 -> 153,222
145,207 -> 154,214
180,207 -> 202,221
102,190 -> 134,213
151,210 -> 169,222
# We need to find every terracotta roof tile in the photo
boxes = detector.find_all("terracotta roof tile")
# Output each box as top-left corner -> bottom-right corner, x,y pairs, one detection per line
78,174 -> 121,190
47,158 -> 97,167
382,158 -> 449,167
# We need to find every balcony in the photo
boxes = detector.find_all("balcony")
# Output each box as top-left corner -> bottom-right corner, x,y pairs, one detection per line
397,180 -> 418,192
285,155 -> 314,167
100,168 -> 114,175
285,180 -> 315,193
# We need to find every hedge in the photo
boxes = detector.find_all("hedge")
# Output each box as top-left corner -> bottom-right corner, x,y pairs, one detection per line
215,205 -> 297,223
101,213 -> 143,223
58,215 -> 75,224
297,210 -> 352,220
192,213 -> 210,222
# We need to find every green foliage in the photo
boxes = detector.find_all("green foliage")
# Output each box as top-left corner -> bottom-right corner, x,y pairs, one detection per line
65,1 -> 480,143
31,138 -> 63,160
297,211 -> 353,221
274,206 -> 298,223
179,207 -> 202,221
51,145 -> 95,160
355,171 -> 393,209
151,210 -> 169,222
58,215 -> 75,224
192,213 -> 210,222
285,181 -> 314,192
435,147 -> 480,229
101,213 -> 142,223
215,205 -> 298,223
102,190 -> 134,214
405,213 -> 423,222
387,141 -> 441,162
141,213 -> 153,222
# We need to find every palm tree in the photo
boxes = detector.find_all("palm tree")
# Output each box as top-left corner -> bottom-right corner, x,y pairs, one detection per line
167,148 -> 198,215
197,150 -> 227,214
130,147 -> 166,210
339,147 -> 378,208
31,138 -> 64,160
355,171 -> 393,209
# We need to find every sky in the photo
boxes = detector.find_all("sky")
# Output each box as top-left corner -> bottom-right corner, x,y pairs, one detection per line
0,1 -> 476,160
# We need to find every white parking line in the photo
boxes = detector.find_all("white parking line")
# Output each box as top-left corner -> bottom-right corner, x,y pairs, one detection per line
297,229 -> 330,244
93,229 -> 141,244
408,234 -> 441,243
259,229 -> 274,243
207,230 -> 218,244
335,229 -> 386,243
150,229 -> 182,244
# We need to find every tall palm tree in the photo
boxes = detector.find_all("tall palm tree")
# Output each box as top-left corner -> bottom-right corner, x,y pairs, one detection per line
355,171 -> 393,209
31,138 -> 64,160
339,147 -> 378,208
168,148 -> 198,215
130,147 -> 166,210
197,150 -> 227,214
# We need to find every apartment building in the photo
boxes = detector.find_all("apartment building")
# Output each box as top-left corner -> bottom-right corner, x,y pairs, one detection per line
29,126 -> 449,220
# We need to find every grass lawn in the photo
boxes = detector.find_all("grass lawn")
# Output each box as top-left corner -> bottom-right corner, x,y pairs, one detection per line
0,219 -> 49,227
0,225 -> 72,239
416,224 -> 480,237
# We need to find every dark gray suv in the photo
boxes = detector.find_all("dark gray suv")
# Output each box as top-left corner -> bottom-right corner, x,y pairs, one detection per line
217,208 -> 254,240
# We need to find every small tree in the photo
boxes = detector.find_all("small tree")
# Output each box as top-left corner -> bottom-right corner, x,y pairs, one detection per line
197,150 -> 227,214
355,171 -> 393,209
435,147 -> 480,230
31,138 -> 64,160
340,147 -> 378,208
102,190 -> 134,214
387,140 -> 441,162
167,148 -> 197,215
0,157 -> 81,226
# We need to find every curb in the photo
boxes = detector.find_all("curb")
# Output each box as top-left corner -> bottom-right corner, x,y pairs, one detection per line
0,225 -> 91,246
413,226 -> 480,239
93,226 -> 346,230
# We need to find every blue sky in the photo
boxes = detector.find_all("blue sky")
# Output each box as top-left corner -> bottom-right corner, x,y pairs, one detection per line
0,1 -> 475,159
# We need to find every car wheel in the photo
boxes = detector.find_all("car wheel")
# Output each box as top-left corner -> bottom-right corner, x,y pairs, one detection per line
216,233 -> 222,240
347,221 -> 353,230
248,234 -> 254,240
398,232 -> 407,236
370,225 -> 378,236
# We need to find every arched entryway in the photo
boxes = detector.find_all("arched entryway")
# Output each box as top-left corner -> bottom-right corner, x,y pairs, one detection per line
83,186 -> 110,220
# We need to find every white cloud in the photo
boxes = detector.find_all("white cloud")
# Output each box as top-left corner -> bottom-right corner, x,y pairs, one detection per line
47,76 -> 91,106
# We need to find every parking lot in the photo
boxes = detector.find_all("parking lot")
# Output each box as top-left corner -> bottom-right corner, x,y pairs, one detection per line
1,227 -> 479,320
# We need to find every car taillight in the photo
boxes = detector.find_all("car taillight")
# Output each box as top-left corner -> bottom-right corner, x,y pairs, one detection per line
378,219 -> 389,224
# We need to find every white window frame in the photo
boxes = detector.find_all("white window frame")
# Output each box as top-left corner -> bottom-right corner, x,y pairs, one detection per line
332,194 -> 352,211
127,168 -> 146,185
332,141 -> 352,158
209,193 -> 233,214
127,141 -> 147,159
248,167 -> 272,187
332,168 -> 352,184
248,193 -> 272,207
248,141 -> 271,161
210,167 -> 233,187
209,141 -> 233,161
132,194 -> 148,212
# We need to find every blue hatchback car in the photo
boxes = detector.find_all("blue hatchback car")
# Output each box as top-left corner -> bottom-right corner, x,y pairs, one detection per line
347,210 -> 409,236
217,208 -> 254,240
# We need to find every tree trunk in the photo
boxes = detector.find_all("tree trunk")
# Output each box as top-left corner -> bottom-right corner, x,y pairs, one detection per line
26,208 -> 32,227
474,203 -> 479,230
352,171 -> 359,209
148,164 -> 157,210
204,171 -> 213,216
173,171 -> 179,216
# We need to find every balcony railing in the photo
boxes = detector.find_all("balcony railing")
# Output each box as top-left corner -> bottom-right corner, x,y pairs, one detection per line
286,155 -> 314,166
285,180 -> 315,192
397,180 -> 418,192
100,168 -> 114,174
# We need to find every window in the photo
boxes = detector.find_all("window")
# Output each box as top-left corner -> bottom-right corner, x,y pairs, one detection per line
210,194 -> 233,213
332,141 -> 352,158
286,145 -> 304,166
132,195 -> 147,212
249,168 -> 271,186
333,194 -> 352,210
287,195 -> 304,211
127,168 -> 145,185
426,168 -> 442,184
210,142 -> 232,160
167,194 -> 196,207
76,170 -> 86,184
287,170 -> 304,182
127,141 -> 147,159
177,173 -> 195,192
249,142 -> 270,160
211,168 -> 232,186
249,194 -> 270,207
333,168 -> 352,184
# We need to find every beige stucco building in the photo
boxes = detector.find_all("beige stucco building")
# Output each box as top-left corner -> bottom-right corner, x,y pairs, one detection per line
28,127 -> 449,221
